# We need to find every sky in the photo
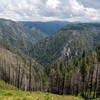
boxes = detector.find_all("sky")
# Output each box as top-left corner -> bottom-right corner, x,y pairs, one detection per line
0,0 -> 100,22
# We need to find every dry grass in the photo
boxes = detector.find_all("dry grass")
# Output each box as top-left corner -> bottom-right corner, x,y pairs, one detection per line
0,90 -> 84,100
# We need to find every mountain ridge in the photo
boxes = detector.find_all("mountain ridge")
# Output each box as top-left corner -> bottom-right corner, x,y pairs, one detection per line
19,21 -> 73,35
30,23 -> 100,66
0,18 -> 47,54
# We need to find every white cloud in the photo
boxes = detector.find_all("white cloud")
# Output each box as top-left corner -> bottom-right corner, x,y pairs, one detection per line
46,0 -> 60,9
0,0 -> 100,22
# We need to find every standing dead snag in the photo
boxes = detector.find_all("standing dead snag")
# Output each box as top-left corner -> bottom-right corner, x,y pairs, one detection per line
29,59 -> 32,91
18,62 -> 21,89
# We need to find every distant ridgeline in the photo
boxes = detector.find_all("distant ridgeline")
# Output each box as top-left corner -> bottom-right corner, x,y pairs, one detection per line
18,21 -> 73,35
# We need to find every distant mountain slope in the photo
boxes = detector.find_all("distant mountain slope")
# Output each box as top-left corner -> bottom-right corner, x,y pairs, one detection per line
0,19 -> 47,53
19,21 -> 72,35
30,23 -> 100,66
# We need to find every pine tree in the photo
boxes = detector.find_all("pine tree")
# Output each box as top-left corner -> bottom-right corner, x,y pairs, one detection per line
80,50 -> 88,97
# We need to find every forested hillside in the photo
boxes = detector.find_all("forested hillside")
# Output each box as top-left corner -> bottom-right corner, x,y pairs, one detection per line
30,23 -> 100,66
0,19 -> 47,53
45,46 -> 100,99
0,20 -> 100,99
0,29 -> 47,92
0,41 -> 48,92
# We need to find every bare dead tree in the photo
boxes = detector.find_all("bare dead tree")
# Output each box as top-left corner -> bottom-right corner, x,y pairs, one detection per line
29,59 -> 32,91
17,62 -> 21,89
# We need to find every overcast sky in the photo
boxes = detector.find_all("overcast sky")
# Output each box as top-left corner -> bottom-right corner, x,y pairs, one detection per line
0,0 -> 100,22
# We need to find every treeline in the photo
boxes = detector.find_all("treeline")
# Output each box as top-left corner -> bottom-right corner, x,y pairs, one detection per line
0,45 -> 100,99
46,45 -> 100,99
